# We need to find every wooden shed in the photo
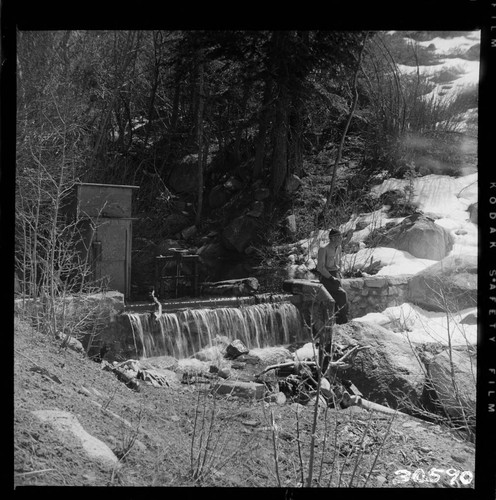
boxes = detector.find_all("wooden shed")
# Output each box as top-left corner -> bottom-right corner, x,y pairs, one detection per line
64,183 -> 139,299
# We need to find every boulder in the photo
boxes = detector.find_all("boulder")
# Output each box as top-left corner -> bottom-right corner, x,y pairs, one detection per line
285,214 -> 297,236
468,202 -> 477,224
209,185 -> 231,209
181,225 -> 197,240
54,291 -> 125,323
139,355 -> 179,371
225,339 -> 250,359
163,213 -> 190,235
137,368 -> 181,388
284,174 -> 302,193
168,159 -> 198,194
246,201 -> 264,218
193,345 -> 225,362
408,254 -> 477,312
224,176 -> 243,191
32,410 -> 119,469
334,321 -> 425,409
213,380 -> 265,400
221,215 -> 260,253
376,214 -> 454,260
57,333 -> 85,354
423,347 -> 476,424
460,312 -> 477,325
197,241 -> 234,279
176,358 -> 210,375
293,342 -> 319,362
254,187 -> 271,201
248,346 -> 292,367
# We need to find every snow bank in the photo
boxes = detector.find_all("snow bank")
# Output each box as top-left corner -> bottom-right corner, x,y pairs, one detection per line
396,30 -> 480,104
354,303 -> 477,346
371,173 -> 477,218
416,33 -> 480,56
342,247 -> 436,276
296,173 -> 477,275
369,173 -> 478,262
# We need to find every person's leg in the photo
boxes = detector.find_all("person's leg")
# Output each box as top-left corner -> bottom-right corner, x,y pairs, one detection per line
320,275 -> 348,324
332,287 -> 348,324
328,272 -> 348,324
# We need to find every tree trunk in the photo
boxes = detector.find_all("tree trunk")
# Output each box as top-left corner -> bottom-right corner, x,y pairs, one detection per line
195,58 -> 205,227
161,68 -> 181,180
288,86 -> 305,178
142,31 -> 162,152
271,84 -> 290,193
233,79 -> 251,164
270,31 -> 291,194
323,32 -> 369,214
253,76 -> 272,179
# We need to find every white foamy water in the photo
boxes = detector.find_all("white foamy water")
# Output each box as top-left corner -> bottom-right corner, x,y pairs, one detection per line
126,302 -> 303,359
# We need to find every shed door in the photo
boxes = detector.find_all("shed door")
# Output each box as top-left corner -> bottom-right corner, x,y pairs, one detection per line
94,219 -> 131,296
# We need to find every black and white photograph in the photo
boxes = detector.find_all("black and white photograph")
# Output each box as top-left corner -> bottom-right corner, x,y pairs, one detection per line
8,2 -> 495,494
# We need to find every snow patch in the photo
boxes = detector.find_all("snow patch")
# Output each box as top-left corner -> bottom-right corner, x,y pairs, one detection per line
416,33 -> 480,56
371,173 -> 477,219
343,247 -> 436,277
354,303 -> 477,346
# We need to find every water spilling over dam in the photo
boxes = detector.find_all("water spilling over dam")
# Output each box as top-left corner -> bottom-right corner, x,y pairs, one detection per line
126,301 -> 303,359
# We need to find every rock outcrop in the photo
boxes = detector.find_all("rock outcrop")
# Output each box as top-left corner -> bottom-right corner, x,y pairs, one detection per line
375,214 -> 454,260
408,254 -> 477,312
468,202 -> 477,224
422,346 -> 476,424
222,215 -> 260,253
334,321 -> 425,409
32,410 -> 119,469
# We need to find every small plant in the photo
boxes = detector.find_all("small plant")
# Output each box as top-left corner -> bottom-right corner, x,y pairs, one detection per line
188,387 -> 243,484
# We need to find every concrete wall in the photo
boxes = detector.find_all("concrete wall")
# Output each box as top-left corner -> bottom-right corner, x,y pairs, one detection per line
342,275 -> 410,319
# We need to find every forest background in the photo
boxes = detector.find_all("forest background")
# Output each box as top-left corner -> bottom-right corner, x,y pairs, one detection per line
15,30 -> 479,301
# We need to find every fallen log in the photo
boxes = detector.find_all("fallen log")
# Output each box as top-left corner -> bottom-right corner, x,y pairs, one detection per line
344,394 -> 410,418
201,277 -> 259,297
257,345 -> 372,378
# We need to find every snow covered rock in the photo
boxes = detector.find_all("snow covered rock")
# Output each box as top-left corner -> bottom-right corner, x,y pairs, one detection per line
375,214 -> 454,261
408,254 -> 477,312
293,342 -> 319,362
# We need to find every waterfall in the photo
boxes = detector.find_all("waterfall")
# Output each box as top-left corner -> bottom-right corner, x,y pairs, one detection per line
126,301 -> 303,359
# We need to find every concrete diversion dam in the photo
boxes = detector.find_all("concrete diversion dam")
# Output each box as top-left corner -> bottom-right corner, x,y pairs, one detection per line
110,280 -> 336,361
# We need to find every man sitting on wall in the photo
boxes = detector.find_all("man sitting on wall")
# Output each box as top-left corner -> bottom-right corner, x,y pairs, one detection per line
316,229 -> 349,325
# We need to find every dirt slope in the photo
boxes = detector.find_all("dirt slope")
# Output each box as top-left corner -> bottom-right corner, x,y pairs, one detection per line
14,317 -> 475,488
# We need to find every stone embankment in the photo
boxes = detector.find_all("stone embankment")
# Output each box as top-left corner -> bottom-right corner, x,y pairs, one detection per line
342,275 -> 410,319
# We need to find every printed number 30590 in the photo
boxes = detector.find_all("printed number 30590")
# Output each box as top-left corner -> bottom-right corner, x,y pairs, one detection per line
393,468 -> 473,486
